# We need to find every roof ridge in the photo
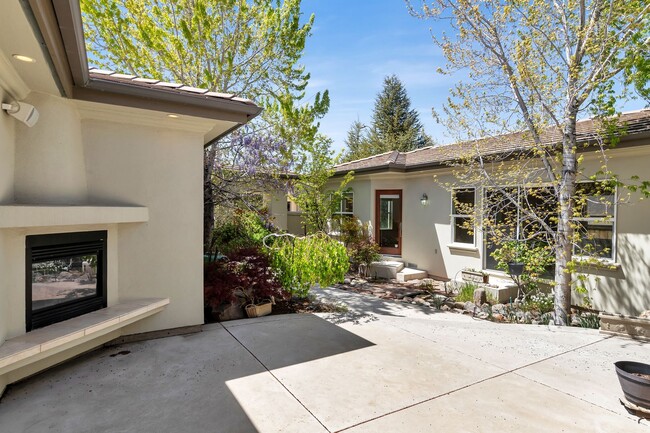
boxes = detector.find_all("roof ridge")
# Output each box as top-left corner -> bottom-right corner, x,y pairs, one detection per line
334,150 -> 395,167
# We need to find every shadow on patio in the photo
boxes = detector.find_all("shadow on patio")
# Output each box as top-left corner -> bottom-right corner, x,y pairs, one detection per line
0,314 -> 373,433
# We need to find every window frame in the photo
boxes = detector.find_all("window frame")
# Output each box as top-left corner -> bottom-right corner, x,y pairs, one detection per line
334,191 -> 354,216
451,187 -> 476,245
572,181 -> 617,262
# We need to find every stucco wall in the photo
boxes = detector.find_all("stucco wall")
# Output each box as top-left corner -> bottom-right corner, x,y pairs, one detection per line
14,92 -> 88,204
341,142 -> 650,315
82,120 -> 205,333
0,87 -> 15,347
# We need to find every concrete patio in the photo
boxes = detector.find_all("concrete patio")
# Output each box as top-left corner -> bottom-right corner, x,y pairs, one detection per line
1,287 -> 649,432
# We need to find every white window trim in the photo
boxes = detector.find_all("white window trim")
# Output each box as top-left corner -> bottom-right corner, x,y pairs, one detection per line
334,191 -> 354,216
451,187 -> 476,245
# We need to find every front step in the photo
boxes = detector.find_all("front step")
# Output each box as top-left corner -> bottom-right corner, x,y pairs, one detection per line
396,268 -> 428,282
369,261 -> 405,279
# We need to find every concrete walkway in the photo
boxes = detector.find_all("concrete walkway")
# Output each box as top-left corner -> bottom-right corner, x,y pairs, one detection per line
1,287 -> 649,432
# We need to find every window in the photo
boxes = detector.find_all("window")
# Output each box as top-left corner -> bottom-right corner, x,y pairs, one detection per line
573,181 -> 616,260
483,186 -> 556,271
337,191 -> 354,215
451,188 -> 475,244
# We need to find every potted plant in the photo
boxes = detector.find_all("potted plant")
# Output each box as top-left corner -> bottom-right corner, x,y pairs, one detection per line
461,268 -> 489,284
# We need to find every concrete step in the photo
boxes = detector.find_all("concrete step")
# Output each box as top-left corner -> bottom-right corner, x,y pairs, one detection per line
369,261 -> 405,279
396,268 -> 428,282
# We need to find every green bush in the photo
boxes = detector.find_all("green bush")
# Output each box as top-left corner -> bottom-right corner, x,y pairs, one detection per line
521,292 -> 554,313
269,233 -> 349,297
491,241 -> 554,298
210,210 -> 274,256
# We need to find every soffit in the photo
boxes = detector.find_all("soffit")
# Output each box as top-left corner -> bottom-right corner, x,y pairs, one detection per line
0,1 -> 60,99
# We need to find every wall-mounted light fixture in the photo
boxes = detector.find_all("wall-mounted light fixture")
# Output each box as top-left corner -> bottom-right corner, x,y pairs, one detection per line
2,101 -> 39,127
420,193 -> 429,206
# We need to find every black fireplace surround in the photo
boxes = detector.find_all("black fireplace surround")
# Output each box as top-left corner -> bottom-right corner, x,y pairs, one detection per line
26,231 -> 107,331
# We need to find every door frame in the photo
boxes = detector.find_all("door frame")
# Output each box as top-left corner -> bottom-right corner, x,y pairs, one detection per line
375,189 -> 402,255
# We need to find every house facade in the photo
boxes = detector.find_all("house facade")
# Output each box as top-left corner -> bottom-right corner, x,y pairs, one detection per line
0,1 -> 260,395
273,110 -> 650,316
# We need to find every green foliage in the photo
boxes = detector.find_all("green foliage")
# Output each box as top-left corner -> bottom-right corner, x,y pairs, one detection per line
491,241 -> 554,298
81,0 -> 330,250
577,313 -> 601,329
290,136 -> 353,234
343,75 -> 430,161
521,292 -> 554,314
210,211 -> 273,256
268,233 -> 349,297
408,0 -> 650,325
455,282 -> 478,303
338,216 -> 380,276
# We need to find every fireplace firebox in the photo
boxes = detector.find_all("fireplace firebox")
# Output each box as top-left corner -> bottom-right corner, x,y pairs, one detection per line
26,231 -> 107,331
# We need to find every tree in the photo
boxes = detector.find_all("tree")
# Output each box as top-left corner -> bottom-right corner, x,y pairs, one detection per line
290,135 -> 353,234
81,0 -> 328,249
342,120 -> 369,162
409,0 -> 650,325
343,75 -> 429,160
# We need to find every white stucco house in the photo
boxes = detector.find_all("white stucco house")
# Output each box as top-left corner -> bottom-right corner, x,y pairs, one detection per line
270,110 -> 650,316
0,1 -> 260,396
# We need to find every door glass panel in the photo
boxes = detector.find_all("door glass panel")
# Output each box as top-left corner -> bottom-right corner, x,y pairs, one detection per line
379,194 -> 400,249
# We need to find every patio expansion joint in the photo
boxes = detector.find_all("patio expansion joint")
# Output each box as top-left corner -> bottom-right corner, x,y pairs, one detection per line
221,323 -> 332,433
334,327 -> 618,432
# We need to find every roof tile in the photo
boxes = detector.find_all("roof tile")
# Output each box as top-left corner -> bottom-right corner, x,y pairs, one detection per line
335,110 -> 650,174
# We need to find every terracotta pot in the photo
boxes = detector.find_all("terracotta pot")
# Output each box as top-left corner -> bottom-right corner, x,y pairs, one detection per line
615,361 -> 650,409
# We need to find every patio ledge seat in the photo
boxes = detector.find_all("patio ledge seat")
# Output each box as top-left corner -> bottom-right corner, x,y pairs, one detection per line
0,298 -> 169,376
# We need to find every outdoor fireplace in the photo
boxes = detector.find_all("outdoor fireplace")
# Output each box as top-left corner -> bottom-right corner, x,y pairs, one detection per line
26,231 -> 107,331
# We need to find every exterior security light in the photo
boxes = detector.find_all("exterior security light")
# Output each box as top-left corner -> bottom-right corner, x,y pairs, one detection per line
420,193 -> 429,206
2,102 -> 39,127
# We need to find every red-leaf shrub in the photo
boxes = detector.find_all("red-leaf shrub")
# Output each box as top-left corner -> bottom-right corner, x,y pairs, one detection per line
204,247 -> 288,310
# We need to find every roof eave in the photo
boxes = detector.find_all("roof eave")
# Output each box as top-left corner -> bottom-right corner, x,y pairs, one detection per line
27,0 -> 261,136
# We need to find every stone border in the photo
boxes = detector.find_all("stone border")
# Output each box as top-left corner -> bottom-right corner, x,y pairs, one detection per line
600,312 -> 650,341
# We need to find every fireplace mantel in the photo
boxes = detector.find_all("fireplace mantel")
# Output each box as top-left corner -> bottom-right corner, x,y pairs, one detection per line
0,205 -> 149,229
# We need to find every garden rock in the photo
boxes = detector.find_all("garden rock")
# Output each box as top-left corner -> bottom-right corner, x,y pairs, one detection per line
464,301 -> 477,312
492,313 -> 504,322
477,312 -> 490,320
441,305 -> 451,312
492,304 -> 506,315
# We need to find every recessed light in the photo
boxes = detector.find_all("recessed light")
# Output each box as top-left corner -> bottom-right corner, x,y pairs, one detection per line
167,114 -> 179,118
12,54 -> 36,63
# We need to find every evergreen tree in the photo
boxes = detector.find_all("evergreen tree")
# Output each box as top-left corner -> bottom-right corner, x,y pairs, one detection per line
343,120 -> 369,162
367,75 -> 428,153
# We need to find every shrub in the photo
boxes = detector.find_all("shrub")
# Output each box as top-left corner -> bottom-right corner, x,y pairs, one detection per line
209,210 -> 275,256
522,292 -> 554,313
268,233 -> 349,297
341,217 -> 380,276
455,282 -> 478,302
204,247 -> 288,311
491,241 -> 554,298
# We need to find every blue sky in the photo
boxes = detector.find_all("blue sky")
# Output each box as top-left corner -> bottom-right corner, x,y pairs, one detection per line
299,1 -> 648,155
300,0 -> 453,153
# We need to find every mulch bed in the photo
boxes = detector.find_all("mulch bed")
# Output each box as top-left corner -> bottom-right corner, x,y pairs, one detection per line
270,297 -> 343,315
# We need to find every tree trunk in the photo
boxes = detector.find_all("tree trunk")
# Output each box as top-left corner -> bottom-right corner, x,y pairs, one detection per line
554,117 -> 578,325
204,146 -> 217,253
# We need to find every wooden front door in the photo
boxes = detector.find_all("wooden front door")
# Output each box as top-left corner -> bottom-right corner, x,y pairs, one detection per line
375,190 -> 402,255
